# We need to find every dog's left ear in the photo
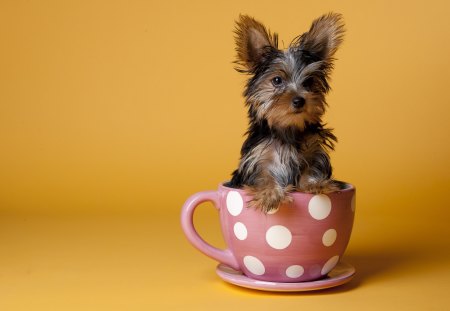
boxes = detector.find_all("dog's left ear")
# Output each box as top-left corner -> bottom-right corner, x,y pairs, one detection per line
234,15 -> 278,71
298,13 -> 345,61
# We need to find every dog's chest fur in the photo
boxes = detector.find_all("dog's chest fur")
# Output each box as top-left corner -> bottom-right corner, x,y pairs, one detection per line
264,139 -> 301,187
228,120 -> 336,190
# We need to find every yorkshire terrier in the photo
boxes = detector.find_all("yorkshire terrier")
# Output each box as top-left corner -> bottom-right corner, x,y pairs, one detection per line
227,13 -> 345,213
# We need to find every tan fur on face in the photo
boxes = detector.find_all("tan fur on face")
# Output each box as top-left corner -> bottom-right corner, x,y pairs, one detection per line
265,91 -> 326,130
245,53 -> 330,130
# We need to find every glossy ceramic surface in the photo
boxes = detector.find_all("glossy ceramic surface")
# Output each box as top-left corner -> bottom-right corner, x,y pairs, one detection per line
216,261 -> 355,292
181,183 -> 355,282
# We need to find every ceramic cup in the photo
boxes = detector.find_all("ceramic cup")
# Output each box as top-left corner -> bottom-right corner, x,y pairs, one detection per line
181,182 -> 355,282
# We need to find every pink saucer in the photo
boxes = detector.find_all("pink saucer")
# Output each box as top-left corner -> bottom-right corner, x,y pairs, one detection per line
216,261 -> 355,292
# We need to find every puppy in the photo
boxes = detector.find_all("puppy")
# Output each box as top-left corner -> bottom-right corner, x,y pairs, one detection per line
227,13 -> 345,213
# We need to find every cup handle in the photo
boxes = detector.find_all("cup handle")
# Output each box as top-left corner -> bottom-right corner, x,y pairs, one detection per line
181,191 -> 240,270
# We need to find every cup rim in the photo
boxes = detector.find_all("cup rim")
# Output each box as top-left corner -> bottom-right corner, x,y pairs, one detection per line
219,181 -> 355,195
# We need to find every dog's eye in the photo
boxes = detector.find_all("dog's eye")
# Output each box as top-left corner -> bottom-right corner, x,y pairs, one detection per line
271,76 -> 283,87
302,77 -> 314,89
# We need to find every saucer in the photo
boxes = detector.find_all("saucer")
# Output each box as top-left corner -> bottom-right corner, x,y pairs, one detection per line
216,261 -> 355,292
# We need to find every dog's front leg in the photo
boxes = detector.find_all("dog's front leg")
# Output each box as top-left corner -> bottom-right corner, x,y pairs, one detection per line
299,148 -> 340,194
242,142 -> 298,213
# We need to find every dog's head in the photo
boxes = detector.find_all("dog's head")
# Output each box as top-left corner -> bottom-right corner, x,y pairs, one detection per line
234,13 -> 344,131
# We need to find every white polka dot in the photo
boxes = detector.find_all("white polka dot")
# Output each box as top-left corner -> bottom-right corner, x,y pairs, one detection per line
267,207 -> 279,215
351,194 -> 356,212
321,255 -> 340,275
243,256 -> 265,276
233,222 -> 248,240
308,194 -> 332,220
322,229 -> 337,247
286,265 -> 304,278
226,191 -> 243,216
265,225 -> 292,250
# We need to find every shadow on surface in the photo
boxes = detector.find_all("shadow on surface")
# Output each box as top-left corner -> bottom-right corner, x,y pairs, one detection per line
213,246 -> 429,296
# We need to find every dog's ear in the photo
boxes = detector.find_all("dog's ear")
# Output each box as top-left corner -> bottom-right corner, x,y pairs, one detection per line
298,13 -> 345,61
234,15 -> 278,71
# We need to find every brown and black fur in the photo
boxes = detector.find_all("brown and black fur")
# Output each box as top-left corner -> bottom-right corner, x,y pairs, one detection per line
227,13 -> 345,213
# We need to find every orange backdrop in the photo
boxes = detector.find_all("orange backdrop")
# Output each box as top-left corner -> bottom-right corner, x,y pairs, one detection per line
1,0 -> 449,310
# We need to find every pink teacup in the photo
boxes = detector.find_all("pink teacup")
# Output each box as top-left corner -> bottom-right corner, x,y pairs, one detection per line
181,182 -> 355,282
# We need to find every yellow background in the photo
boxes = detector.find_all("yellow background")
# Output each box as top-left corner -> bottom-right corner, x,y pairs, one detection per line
1,0 -> 450,310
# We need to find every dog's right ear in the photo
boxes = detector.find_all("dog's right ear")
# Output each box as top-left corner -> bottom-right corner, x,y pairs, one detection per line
297,13 -> 345,62
234,15 -> 278,72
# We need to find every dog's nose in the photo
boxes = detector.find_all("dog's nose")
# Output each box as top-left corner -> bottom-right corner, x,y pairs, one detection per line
292,97 -> 305,109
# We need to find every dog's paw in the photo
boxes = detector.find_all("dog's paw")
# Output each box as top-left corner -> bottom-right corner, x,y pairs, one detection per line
245,185 -> 293,213
299,178 -> 341,194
